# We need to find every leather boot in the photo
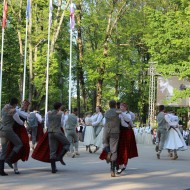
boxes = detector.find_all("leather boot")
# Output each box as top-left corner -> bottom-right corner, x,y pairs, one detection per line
0,160 -> 8,176
57,148 -> 68,165
50,159 -> 57,173
5,151 -> 17,169
110,161 -> 116,177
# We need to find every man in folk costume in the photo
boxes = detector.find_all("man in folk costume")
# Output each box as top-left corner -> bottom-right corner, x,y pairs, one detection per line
0,98 -> 24,176
27,109 -> 43,150
156,105 -> 168,159
102,100 -> 121,177
116,103 -> 138,174
47,102 -> 70,173
64,108 -> 79,158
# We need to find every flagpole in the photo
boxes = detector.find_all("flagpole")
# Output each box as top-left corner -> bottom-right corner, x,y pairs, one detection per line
68,2 -> 74,114
0,28 -> 5,118
68,24 -> 72,114
45,0 -> 52,128
22,18 -> 29,101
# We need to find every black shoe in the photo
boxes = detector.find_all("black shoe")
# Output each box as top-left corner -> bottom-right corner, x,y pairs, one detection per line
89,148 -> 92,153
0,160 -> 8,176
0,171 -> 8,176
5,160 -> 13,169
14,169 -> 20,174
50,159 -> 57,174
5,151 -> 17,169
117,167 -> 126,174
155,145 -> 159,152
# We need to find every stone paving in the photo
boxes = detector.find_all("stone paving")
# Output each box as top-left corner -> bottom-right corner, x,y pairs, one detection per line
0,143 -> 190,190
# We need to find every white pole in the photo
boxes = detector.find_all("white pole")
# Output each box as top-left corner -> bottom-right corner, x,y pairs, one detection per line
22,19 -> 28,101
68,1 -> 74,114
0,28 -> 5,118
68,27 -> 72,114
44,0 -> 52,128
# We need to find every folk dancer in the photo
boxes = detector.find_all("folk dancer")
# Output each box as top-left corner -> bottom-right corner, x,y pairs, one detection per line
163,111 -> 187,160
0,98 -> 24,176
91,106 -> 104,153
116,103 -> 138,174
46,102 -> 70,173
101,100 -> 121,177
156,105 -> 168,159
64,108 -> 79,158
27,110 -> 43,150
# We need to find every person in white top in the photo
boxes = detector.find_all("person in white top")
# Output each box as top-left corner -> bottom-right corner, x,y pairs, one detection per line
116,103 -> 138,175
91,106 -> 104,153
164,111 -> 187,160
83,113 -> 95,153
144,124 -> 152,145
27,110 -> 43,150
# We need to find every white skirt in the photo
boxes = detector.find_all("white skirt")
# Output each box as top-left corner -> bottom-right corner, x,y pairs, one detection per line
83,125 -> 95,146
94,127 -> 104,148
144,133 -> 153,145
164,128 -> 187,151
136,133 -> 143,144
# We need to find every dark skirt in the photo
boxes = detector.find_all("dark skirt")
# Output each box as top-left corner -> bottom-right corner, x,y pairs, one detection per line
7,123 -> 30,163
36,123 -> 44,142
99,128 -> 138,166
31,131 -> 64,163
116,128 -> 138,166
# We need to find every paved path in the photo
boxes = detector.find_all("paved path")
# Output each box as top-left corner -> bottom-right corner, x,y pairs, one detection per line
0,144 -> 190,190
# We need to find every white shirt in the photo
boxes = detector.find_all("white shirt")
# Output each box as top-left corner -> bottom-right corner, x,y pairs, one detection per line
91,112 -> 103,127
145,126 -> 152,133
119,111 -> 134,128
16,108 -> 29,120
165,113 -> 179,128
13,112 -> 24,126
29,111 -> 43,123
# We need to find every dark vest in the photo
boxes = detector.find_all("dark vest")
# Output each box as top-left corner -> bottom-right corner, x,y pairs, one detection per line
1,104 -> 16,131
48,110 -> 62,133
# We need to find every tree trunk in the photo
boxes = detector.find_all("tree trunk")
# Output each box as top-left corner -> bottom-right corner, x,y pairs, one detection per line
9,0 -> 24,99
50,0 -> 70,54
96,1 -> 127,105
76,3 -> 86,112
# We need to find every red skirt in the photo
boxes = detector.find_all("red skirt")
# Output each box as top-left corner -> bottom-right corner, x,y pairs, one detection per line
29,123 -> 44,142
116,128 -> 138,166
31,131 -> 64,163
7,123 -> 30,163
36,123 -> 44,142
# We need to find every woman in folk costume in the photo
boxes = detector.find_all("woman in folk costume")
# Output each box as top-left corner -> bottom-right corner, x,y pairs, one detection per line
144,123 -> 153,145
116,103 -> 138,174
136,125 -> 144,144
91,106 -> 104,153
93,116 -> 105,153
83,113 -> 95,152
6,99 -> 30,174
32,102 -> 70,173
163,111 -> 187,160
